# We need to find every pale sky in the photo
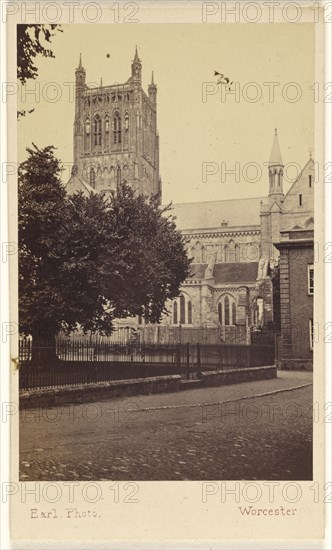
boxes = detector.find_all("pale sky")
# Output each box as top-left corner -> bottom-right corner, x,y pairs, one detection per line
18,23 -> 315,204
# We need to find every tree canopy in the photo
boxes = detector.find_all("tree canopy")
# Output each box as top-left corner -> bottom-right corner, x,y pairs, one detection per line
19,145 -> 191,350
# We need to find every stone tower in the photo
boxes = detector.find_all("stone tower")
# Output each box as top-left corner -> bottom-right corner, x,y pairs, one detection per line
260,129 -> 285,262
72,48 -> 162,199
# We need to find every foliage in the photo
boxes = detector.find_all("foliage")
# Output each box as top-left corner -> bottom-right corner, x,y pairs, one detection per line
19,145 -> 191,350
17,24 -> 62,117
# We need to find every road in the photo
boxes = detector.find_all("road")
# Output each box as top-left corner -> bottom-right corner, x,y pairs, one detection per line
19,372 -> 313,481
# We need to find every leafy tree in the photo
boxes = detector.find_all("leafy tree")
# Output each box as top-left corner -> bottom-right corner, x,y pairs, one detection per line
17,24 -> 62,117
19,146 -> 191,366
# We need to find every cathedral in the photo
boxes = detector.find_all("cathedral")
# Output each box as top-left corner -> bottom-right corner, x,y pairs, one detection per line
66,48 -> 161,199
66,50 -> 314,352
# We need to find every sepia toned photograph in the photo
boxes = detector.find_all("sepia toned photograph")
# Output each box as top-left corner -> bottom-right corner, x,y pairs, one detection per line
16,21 -> 317,485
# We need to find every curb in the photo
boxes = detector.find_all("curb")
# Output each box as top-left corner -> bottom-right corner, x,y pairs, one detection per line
132,382 -> 313,413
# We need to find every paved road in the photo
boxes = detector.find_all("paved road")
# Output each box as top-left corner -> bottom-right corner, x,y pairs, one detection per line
20,372 -> 313,481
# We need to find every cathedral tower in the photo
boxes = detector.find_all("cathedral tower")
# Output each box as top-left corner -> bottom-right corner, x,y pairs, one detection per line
260,129 -> 285,262
268,128 -> 284,206
71,48 -> 161,200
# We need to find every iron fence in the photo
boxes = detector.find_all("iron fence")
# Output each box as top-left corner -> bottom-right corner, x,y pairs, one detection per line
19,338 -> 275,390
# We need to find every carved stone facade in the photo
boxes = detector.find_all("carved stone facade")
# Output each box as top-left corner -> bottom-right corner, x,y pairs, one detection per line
67,49 -> 161,198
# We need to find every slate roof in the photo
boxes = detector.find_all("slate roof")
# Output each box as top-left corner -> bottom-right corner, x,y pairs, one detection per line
168,197 -> 263,231
188,262 -> 259,284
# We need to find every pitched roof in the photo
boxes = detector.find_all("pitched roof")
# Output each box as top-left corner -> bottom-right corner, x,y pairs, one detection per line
168,197 -> 263,231
188,262 -> 258,284
65,173 -> 96,196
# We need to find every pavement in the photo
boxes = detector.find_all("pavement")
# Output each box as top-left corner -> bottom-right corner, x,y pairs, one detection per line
19,370 -> 313,481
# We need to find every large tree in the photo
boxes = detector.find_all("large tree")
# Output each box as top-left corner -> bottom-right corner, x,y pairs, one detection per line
19,145 -> 191,365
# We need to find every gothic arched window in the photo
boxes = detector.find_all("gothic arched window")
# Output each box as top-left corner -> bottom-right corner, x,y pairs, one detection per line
188,301 -> 192,325
218,295 -> 237,326
225,241 -> 236,263
93,115 -> 102,146
85,117 -> 90,135
224,296 -> 230,325
113,112 -> 122,144
180,295 -> 186,325
173,301 -> 178,325
90,168 -> 95,188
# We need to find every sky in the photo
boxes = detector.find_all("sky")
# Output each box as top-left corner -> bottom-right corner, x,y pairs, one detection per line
18,23 -> 315,204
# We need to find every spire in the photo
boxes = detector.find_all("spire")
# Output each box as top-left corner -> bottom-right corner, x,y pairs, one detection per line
151,71 -> 154,85
131,46 -> 142,81
78,53 -> 82,69
269,128 -> 283,166
134,45 -> 140,62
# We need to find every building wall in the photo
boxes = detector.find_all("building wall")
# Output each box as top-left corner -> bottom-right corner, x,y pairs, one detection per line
289,247 -> 314,359
282,160 -> 314,231
278,241 -> 313,369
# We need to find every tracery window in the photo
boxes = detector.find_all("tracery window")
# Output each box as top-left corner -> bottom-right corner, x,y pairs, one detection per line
217,295 -> 237,326
113,112 -> 122,144
93,115 -> 102,146
172,294 -> 193,325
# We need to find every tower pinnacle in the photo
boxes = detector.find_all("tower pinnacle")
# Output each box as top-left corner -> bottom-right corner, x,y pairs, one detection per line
134,45 -> 140,63
268,129 -> 284,198
269,128 -> 283,166
131,45 -> 142,81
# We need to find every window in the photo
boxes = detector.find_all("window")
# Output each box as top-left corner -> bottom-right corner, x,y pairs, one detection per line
224,296 -> 230,325
173,302 -> 178,325
172,294 -> 193,325
218,295 -> 237,326
180,295 -> 186,324
188,301 -> 192,324
309,175 -> 312,188
308,264 -> 314,295
93,115 -> 102,146
85,117 -> 90,135
225,241 -> 236,263
113,113 -> 122,144
90,168 -> 95,188
299,194 -> 302,206
309,318 -> 314,350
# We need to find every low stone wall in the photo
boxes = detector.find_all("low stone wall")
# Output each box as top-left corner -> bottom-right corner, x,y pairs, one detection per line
20,375 -> 182,409
20,366 -> 277,409
201,365 -> 277,386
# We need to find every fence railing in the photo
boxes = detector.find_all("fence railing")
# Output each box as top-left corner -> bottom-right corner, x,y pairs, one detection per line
19,339 -> 275,390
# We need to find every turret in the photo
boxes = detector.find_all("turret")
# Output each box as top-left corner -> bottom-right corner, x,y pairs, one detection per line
74,54 -> 86,165
268,128 -> 284,204
148,71 -> 157,104
131,46 -> 142,82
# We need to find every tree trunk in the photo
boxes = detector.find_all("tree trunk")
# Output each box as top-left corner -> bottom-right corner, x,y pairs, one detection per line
31,332 -> 57,369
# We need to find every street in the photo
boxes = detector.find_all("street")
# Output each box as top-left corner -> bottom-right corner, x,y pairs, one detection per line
20,372 -> 313,481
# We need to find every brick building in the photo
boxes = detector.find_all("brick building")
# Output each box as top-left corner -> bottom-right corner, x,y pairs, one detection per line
274,230 -> 314,370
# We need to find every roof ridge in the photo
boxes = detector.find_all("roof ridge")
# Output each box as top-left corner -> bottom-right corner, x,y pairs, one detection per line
165,196 -> 265,207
